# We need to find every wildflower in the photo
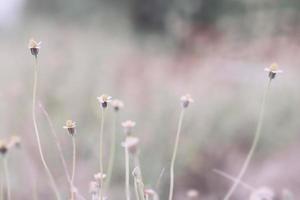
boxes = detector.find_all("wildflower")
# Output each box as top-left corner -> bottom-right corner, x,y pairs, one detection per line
97,94 -> 112,109
121,120 -> 136,135
264,63 -> 283,80
111,99 -> 124,112
186,189 -> 199,198
63,120 -> 76,136
28,38 -> 41,57
122,136 -> 139,154
250,187 -> 275,200
94,172 -> 107,182
0,140 -> 8,155
7,136 -> 21,148
180,94 -> 194,108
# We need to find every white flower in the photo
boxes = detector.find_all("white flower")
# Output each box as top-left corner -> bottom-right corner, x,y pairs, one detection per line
97,94 -> 112,108
111,99 -> 124,111
180,94 -> 194,108
94,172 -> 107,181
264,63 -> 283,79
63,120 -> 76,135
121,120 -> 136,135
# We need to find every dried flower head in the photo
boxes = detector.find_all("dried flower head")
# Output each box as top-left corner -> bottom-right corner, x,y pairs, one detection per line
122,136 -> 139,154
0,140 -> 8,155
121,120 -> 136,135
250,187 -> 275,200
63,120 -> 76,136
97,94 -> 112,109
264,63 -> 283,79
94,172 -> 107,182
7,135 -> 21,148
186,189 -> 199,198
28,38 -> 41,57
180,94 -> 194,108
111,99 -> 124,112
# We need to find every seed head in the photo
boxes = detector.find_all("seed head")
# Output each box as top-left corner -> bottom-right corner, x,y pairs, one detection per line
250,187 -> 275,200
264,63 -> 283,80
186,189 -> 199,198
63,120 -> 76,136
97,94 -> 112,109
121,120 -> 136,135
28,38 -> 41,57
180,94 -> 194,108
122,136 -> 139,154
111,99 -> 124,112
0,140 -> 8,155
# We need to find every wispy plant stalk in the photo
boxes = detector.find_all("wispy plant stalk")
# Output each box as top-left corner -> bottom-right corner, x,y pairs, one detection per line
71,136 -> 77,200
125,146 -> 131,200
105,112 -> 118,189
223,79 -> 272,200
99,108 -> 105,200
168,109 -> 185,200
3,158 -> 10,200
39,104 -> 71,183
32,57 -> 61,200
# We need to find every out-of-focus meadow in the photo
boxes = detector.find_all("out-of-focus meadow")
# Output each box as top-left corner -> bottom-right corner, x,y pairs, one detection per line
0,0 -> 300,199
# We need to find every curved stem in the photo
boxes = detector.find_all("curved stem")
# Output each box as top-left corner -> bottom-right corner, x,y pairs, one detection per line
32,58 -> 61,200
134,178 -> 140,200
223,80 -> 272,200
125,147 -> 131,200
71,136 -> 76,200
168,109 -> 185,200
39,104 -> 71,184
105,112 -> 118,189
99,108 -> 105,200
134,156 -> 145,200
3,158 -> 10,200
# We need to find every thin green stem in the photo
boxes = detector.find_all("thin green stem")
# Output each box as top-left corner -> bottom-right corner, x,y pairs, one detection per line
99,108 -> 105,200
3,158 -> 10,200
168,109 -> 185,200
71,136 -> 76,200
223,80 -> 272,200
39,104 -> 71,184
125,147 -> 131,200
32,57 -> 61,200
105,112 -> 118,189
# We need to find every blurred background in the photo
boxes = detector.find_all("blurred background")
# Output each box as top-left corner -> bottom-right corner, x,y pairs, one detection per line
0,0 -> 300,199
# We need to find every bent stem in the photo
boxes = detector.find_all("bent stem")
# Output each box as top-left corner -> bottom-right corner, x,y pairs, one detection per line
168,109 -> 185,200
212,169 -> 255,192
105,112 -> 118,189
32,57 -> 61,200
125,147 -> 131,200
39,104 -> 71,184
3,158 -> 10,200
71,136 -> 77,200
99,108 -> 105,200
223,80 -> 272,200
